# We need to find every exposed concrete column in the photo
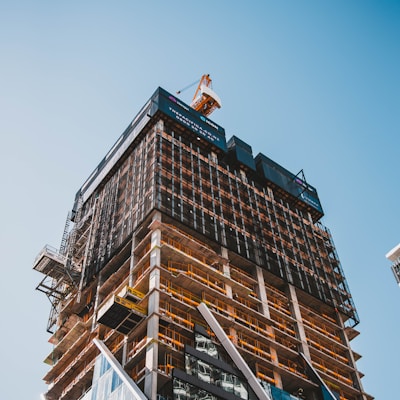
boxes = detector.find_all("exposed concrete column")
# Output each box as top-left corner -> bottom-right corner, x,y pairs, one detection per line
221,247 -> 237,343
155,119 -> 164,134
91,277 -> 103,332
286,284 -> 310,359
149,229 -> 161,272
221,247 -> 232,297
256,267 -> 282,389
144,228 -> 161,399
255,266 -> 270,318
122,336 -> 128,367
128,233 -> 137,287
220,247 -> 229,272
144,313 -> 159,398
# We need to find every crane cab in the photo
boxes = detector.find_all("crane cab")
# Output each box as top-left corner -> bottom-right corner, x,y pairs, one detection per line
191,84 -> 222,117
189,74 -> 222,117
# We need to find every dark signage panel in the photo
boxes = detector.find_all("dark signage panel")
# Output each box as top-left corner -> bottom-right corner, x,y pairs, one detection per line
255,153 -> 324,216
155,88 -> 227,152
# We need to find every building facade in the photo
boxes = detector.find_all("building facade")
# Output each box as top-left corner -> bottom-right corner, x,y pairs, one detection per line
34,88 -> 372,400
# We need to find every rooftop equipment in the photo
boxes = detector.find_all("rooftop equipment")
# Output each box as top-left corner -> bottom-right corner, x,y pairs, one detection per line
177,74 -> 222,116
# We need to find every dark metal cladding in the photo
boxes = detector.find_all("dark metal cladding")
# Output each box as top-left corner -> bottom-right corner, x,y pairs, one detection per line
227,135 -> 257,171
255,153 -> 324,219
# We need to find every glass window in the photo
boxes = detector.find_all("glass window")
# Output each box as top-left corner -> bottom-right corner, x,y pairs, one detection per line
194,333 -> 218,359
100,355 -> 111,377
111,371 -> 122,392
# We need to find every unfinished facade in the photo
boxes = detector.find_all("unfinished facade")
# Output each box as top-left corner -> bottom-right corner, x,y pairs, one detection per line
34,88 -> 372,400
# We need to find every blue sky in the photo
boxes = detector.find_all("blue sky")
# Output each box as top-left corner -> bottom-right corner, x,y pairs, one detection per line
0,1 -> 399,398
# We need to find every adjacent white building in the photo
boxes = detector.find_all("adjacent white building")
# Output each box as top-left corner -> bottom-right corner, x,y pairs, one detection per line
386,244 -> 400,285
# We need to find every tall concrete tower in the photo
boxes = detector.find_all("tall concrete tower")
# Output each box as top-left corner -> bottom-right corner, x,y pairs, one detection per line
34,87 -> 372,400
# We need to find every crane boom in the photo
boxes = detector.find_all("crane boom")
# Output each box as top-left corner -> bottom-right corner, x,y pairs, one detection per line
189,74 -> 222,117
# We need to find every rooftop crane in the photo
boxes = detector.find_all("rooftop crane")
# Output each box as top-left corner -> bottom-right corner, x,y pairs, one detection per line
177,74 -> 222,117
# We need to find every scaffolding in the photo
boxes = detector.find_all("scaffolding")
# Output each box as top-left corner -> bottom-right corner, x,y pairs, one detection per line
33,245 -> 72,333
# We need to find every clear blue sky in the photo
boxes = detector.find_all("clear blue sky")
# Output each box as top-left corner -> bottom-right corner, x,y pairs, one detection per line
0,1 -> 398,399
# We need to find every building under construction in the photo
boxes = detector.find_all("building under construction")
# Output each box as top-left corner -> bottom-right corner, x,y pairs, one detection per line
34,82 -> 372,400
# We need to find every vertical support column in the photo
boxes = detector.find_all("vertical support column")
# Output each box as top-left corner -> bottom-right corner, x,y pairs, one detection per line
286,284 -> 310,359
221,247 -> 232,297
221,247 -> 236,342
129,233 -> 137,287
122,336 -> 128,367
256,267 -> 282,389
144,224 -> 161,399
255,266 -> 270,318
91,277 -> 102,332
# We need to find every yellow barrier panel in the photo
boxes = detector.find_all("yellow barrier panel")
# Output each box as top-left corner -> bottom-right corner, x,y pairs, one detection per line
127,286 -> 145,299
115,296 -> 147,315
